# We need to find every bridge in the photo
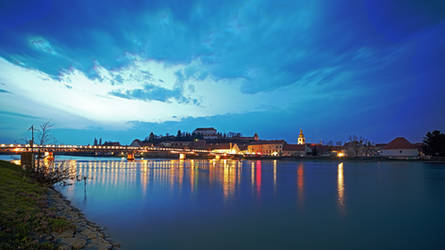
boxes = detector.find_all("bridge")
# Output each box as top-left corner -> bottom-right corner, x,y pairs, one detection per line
0,143 -> 230,160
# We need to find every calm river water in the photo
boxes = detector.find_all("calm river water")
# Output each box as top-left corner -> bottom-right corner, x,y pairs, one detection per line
39,158 -> 445,249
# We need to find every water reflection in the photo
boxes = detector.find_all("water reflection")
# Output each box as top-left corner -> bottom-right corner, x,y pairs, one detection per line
273,160 -> 277,193
141,163 -> 148,197
256,161 -> 262,197
337,162 -> 345,212
190,160 -> 195,192
59,159 -> 262,201
297,163 -> 304,206
53,159 -> 354,205
222,160 -> 236,200
251,162 -> 255,192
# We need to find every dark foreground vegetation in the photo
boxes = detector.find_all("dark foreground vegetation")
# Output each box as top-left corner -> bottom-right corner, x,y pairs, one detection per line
0,160 -> 73,249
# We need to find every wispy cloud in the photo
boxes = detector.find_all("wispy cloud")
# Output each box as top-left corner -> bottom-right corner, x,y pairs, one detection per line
28,36 -> 58,55
110,84 -> 189,103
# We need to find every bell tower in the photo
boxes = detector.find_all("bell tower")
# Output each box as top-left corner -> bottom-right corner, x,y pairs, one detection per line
298,129 -> 305,145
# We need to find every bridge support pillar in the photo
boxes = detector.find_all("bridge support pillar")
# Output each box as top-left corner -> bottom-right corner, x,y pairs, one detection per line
127,152 -> 135,161
20,152 -> 34,170
179,153 -> 186,160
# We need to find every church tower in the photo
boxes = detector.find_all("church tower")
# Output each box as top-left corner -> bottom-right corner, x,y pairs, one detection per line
253,133 -> 259,141
298,129 -> 305,145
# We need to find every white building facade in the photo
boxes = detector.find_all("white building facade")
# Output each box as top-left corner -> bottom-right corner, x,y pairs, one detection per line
379,137 -> 419,159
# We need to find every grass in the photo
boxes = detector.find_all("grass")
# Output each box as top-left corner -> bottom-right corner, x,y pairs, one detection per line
0,160 -> 74,249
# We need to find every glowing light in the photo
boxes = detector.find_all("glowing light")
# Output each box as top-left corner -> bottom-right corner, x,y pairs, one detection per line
11,160 -> 21,165
337,152 -> 345,157
179,153 -> 186,160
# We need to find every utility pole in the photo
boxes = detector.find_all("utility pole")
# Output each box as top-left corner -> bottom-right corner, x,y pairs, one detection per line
29,125 -> 34,148
28,125 -> 35,169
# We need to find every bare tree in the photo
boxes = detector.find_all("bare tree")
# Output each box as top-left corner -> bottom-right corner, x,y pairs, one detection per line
20,121 -> 85,186
35,121 -> 54,170
37,121 -> 54,145
345,135 -> 376,157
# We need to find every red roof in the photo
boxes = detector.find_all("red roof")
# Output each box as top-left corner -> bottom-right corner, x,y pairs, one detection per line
283,144 -> 306,151
383,137 -> 416,150
250,140 -> 286,145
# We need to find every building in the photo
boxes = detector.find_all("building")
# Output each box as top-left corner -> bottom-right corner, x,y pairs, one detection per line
247,140 -> 286,156
238,144 -> 249,154
158,141 -> 192,148
298,129 -> 305,145
308,143 -> 333,156
379,137 -> 419,159
193,127 -> 218,140
282,144 -> 310,157
232,133 -> 259,142
102,141 -> 120,146
210,143 -> 240,154
130,139 -> 155,147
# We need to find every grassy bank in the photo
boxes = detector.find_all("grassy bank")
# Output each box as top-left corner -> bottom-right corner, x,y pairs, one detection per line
0,160 -> 74,249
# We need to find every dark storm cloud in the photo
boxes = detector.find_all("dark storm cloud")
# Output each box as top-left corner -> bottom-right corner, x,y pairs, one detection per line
1,0 -> 442,91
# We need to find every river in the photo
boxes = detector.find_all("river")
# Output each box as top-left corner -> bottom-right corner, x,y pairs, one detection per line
2,155 -> 445,249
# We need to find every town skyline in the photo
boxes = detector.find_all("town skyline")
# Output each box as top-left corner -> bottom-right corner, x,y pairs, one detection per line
3,125 -> 438,160
0,123 -> 434,146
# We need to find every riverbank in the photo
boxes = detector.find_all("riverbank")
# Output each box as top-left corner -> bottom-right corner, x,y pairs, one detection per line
0,160 -> 119,249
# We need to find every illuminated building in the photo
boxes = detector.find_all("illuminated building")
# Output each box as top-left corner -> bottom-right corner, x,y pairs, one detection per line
247,140 -> 285,156
330,146 -> 347,157
211,143 -> 240,154
298,129 -> 305,145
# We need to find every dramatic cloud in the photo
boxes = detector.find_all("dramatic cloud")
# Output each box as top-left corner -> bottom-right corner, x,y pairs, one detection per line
0,0 -> 444,143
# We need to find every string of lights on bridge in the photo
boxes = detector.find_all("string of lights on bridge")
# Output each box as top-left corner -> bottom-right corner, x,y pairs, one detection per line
0,144 -> 212,154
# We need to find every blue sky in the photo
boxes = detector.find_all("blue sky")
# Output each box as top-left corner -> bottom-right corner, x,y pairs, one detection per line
0,0 -> 444,145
